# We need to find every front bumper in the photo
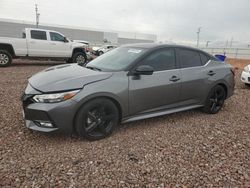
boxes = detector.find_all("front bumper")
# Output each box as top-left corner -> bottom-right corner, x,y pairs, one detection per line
21,93 -> 78,134
241,71 -> 250,84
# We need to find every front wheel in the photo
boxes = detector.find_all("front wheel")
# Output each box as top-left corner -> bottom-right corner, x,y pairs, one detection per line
75,98 -> 119,140
0,50 -> 12,67
98,51 -> 104,56
72,52 -> 87,64
202,85 -> 226,114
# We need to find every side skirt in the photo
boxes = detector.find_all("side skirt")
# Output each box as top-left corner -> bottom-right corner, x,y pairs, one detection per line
122,104 -> 203,123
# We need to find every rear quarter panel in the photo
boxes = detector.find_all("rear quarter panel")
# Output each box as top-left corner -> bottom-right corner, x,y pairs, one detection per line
0,37 -> 28,56
203,61 -> 234,101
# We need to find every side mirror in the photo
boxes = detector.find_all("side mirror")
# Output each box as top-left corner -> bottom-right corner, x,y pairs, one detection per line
135,65 -> 154,75
63,37 -> 69,43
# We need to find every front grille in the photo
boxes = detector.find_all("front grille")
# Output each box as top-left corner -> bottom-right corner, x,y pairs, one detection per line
248,77 -> 250,82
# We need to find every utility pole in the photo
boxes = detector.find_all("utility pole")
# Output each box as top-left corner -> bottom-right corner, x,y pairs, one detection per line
196,27 -> 201,48
35,4 -> 40,28
206,41 -> 210,48
229,37 -> 233,48
225,40 -> 229,48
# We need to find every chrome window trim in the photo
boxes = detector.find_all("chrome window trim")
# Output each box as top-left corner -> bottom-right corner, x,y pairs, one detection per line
151,60 -> 211,73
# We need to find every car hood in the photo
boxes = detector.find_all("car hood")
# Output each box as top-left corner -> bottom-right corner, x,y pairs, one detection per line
28,64 -> 112,93
70,42 -> 86,49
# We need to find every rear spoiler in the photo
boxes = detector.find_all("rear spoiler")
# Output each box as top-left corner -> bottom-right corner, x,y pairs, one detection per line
214,54 -> 226,62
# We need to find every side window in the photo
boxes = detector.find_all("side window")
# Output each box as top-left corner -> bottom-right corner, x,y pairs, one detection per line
200,53 -> 210,65
30,30 -> 47,40
50,32 -> 65,42
141,48 -> 176,71
179,49 -> 202,68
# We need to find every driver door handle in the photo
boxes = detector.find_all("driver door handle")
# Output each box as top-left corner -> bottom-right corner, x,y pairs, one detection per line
169,76 -> 180,82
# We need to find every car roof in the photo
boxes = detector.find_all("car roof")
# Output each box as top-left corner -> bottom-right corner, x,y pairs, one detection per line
122,43 -> 199,50
26,28 -> 64,35
122,43 -> 214,57
122,43 -> 217,60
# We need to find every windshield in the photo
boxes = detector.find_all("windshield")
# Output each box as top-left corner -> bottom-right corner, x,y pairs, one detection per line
86,47 -> 146,71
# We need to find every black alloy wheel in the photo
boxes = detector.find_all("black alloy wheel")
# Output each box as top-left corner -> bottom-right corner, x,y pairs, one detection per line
203,85 -> 226,114
75,98 -> 119,140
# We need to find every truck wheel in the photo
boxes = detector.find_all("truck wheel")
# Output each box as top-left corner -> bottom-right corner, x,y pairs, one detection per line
72,52 -> 87,64
0,50 -> 12,67
98,51 -> 104,56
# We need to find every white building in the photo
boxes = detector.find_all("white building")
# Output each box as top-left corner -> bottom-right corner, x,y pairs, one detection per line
0,18 -> 157,45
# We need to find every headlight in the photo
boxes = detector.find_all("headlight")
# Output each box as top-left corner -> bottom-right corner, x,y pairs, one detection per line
243,66 -> 249,73
33,90 -> 80,103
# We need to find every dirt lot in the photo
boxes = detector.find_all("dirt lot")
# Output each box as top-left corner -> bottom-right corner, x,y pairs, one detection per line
0,59 -> 249,187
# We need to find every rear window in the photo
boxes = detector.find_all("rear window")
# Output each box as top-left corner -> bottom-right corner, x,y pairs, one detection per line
179,49 -> 202,68
200,53 -> 210,65
30,30 -> 47,40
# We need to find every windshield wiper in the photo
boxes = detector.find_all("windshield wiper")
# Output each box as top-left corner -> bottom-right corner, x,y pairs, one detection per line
86,66 -> 102,71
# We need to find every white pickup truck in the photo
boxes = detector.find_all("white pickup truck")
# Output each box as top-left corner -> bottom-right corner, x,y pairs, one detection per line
0,28 -> 87,67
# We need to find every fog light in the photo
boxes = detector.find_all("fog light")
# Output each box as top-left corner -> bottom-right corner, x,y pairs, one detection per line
242,77 -> 245,81
35,121 -> 53,128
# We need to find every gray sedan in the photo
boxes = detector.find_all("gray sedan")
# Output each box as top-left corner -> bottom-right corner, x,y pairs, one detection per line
22,44 -> 235,140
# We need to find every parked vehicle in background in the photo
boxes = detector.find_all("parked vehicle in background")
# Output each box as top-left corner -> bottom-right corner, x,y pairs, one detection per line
241,64 -> 250,85
0,28 -> 87,67
72,39 -> 95,62
92,44 -> 117,56
22,44 -> 235,140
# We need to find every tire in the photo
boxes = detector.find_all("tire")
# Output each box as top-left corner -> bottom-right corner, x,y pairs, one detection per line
98,51 -> 104,56
0,50 -> 12,67
245,83 -> 250,87
75,98 -> 119,141
72,52 -> 87,64
202,85 -> 226,114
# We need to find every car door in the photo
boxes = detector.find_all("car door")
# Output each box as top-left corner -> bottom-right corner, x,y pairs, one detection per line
176,48 -> 211,105
49,32 -> 71,57
128,48 -> 181,115
28,30 -> 53,57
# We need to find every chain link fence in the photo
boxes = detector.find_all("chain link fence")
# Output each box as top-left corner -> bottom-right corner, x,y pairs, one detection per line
200,48 -> 250,59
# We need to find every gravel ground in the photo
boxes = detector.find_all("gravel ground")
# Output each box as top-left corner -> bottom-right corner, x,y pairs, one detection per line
0,60 -> 249,187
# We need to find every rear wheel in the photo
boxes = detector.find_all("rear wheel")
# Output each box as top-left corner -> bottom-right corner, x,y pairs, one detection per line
75,98 -> 119,140
203,85 -> 226,114
0,50 -> 12,67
